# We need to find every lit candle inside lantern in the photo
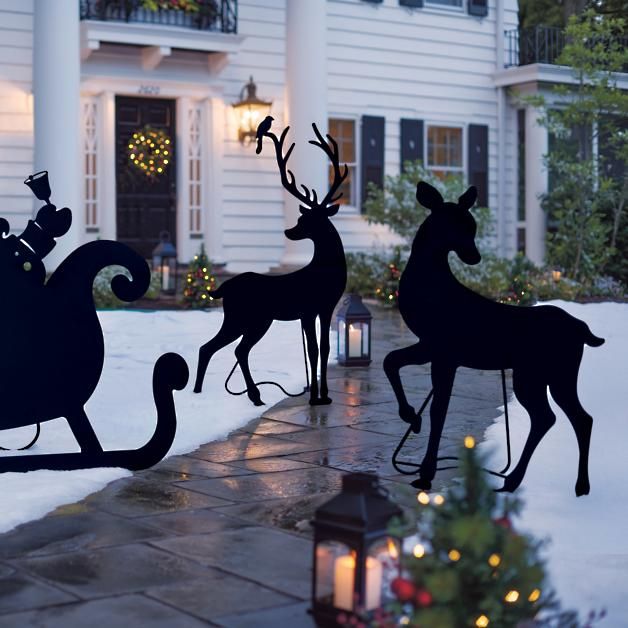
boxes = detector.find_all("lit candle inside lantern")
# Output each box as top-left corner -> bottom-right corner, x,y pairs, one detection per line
333,554 -> 382,612
162,265 -> 170,291
348,324 -> 362,357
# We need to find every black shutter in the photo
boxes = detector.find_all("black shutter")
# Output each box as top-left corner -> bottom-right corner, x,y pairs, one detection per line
400,0 -> 423,7
400,118 -> 424,173
468,124 -> 488,207
361,0 -> 383,4
468,0 -> 488,17
361,115 -> 385,211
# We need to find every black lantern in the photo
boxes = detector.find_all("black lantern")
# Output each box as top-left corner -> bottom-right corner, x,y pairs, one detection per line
311,473 -> 403,627
336,294 -> 372,366
152,231 -> 177,295
232,76 -> 272,144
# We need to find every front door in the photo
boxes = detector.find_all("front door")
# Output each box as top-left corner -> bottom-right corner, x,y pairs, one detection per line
115,96 -> 176,258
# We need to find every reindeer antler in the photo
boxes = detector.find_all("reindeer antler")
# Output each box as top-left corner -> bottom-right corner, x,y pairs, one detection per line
309,123 -> 349,210
261,123 -> 349,212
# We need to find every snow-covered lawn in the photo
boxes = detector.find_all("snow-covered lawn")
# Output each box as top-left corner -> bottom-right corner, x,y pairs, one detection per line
0,310 -> 310,534
482,301 -> 627,624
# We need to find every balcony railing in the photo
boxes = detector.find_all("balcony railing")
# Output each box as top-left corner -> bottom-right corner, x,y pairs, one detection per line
80,0 -> 237,34
505,25 -> 628,70
505,26 -> 566,67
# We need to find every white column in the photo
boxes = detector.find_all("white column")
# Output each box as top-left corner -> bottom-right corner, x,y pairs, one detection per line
524,106 -> 548,265
205,97 -> 225,264
33,0 -> 82,266
283,0 -> 328,266
176,97 -> 190,262
99,91 -> 116,241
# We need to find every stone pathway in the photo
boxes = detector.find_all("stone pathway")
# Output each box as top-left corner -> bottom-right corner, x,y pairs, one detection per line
0,306 -> 509,627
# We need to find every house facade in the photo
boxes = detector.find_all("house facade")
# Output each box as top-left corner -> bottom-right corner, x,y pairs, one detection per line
0,0 -> 552,273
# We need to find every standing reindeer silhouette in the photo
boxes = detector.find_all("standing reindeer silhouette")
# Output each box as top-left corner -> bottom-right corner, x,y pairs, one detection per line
193,122 -> 348,406
384,181 -> 604,496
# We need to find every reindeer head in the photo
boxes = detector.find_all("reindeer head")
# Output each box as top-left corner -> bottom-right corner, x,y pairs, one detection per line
259,123 -> 348,242
416,181 -> 481,265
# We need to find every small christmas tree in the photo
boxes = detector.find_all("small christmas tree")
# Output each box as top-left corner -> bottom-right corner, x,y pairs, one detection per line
182,244 -> 218,308
380,437 -> 604,628
375,246 -> 403,306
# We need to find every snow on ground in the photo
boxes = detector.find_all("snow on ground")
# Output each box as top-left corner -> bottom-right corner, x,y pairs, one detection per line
481,301 -> 628,624
0,310 -> 317,534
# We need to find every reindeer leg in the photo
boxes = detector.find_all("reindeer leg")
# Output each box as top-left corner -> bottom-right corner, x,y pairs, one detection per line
499,371 -> 556,493
384,342 -> 431,429
302,317 -> 323,405
66,407 -> 103,454
549,351 -> 592,496
317,310 -> 333,404
194,321 -> 241,393
412,362 -> 456,490
234,320 -> 272,406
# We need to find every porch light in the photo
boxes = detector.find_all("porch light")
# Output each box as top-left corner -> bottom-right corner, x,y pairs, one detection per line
336,294 -> 372,367
311,473 -> 402,627
232,76 -> 272,144
152,231 -> 177,295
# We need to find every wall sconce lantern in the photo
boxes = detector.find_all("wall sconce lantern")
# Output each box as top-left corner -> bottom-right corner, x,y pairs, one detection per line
232,76 -> 272,144
152,231 -> 177,295
337,294 -> 372,367
311,473 -> 403,627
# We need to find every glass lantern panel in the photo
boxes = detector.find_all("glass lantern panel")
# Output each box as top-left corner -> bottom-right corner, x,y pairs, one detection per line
338,319 -> 346,359
315,541 -> 353,610
361,322 -> 370,357
347,322 -> 363,358
367,537 -> 401,608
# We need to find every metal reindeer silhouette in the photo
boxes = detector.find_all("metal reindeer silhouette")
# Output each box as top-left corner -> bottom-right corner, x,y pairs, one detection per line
194,121 -> 348,406
384,181 -> 604,496
0,171 -> 188,473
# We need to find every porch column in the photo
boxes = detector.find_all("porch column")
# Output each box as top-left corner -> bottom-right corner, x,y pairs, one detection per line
524,106 -> 548,265
33,0 -> 83,265
282,0 -> 328,266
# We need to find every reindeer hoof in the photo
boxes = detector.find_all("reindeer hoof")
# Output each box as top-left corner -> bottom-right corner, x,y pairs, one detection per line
575,479 -> 590,497
247,389 -> 264,406
410,477 -> 432,490
496,475 -> 519,493
310,396 -> 332,406
193,384 -> 202,394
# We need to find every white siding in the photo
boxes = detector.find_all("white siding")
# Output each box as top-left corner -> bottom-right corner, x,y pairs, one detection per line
0,0 -> 33,231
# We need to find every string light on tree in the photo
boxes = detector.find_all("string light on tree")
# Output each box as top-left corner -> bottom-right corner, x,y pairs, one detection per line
182,244 -> 218,309
127,126 -> 172,179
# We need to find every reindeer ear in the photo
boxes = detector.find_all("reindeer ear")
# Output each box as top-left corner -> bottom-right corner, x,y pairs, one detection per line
299,206 -> 310,215
416,182 -> 444,212
326,204 -> 340,216
458,186 -> 477,211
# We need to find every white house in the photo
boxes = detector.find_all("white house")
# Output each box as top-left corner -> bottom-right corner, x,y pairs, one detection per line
0,0 -> 576,273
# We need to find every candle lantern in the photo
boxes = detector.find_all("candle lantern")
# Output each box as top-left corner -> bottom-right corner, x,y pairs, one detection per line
336,294 -> 372,366
152,231 -> 177,295
232,76 -> 272,145
311,473 -> 403,627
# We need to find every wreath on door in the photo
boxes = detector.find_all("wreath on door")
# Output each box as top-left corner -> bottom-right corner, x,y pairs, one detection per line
127,126 -> 172,179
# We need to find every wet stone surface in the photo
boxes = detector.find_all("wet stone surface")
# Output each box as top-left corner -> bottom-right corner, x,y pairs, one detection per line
0,305 -> 507,626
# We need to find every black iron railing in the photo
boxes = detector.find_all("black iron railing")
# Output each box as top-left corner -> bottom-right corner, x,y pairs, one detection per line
80,0 -> 237,33
505,26 -> 566,67
505,25 -> 628,69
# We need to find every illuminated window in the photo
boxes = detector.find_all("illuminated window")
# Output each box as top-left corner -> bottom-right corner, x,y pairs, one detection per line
427,125 -> 463,180
328,119 -> 357,206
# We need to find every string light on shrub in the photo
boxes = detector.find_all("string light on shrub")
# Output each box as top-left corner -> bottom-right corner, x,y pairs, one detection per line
417,491 -> 430,505
475,615 -> 490,627
464,435 -> 476,449
528,589 -> 541,602
488,553 -> 501,568
433,494 -> 445,506
127,126 -> 172,179
504,590 -> 520,603
448,549 -> 461,562
413,543 -> 425,558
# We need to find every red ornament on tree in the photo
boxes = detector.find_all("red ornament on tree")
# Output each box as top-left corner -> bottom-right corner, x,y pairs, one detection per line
391,577 -> 416,602
415,588 -> 433,607
494,515 -> 513,531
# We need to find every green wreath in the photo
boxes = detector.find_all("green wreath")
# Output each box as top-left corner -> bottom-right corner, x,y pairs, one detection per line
127,126 -> 172,178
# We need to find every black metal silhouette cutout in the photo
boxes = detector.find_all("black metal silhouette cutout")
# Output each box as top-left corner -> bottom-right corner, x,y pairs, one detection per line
0,171 -> 188,473
384,181 -> 604,496
194,121 -> 348,406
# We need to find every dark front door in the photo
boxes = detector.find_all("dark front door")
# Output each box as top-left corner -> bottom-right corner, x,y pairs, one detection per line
115,96 -> 176,258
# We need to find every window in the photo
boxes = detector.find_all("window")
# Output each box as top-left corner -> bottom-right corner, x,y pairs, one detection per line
329,119 -> 357,206
427,125 -> 463,179
426,0 -> 462,7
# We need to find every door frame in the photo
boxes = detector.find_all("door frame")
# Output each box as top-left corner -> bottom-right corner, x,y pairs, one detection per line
80,76 -> 225,262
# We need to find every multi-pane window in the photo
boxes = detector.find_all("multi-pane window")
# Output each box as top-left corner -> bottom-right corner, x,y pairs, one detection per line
427,125 -> 463,179
426,0 -> 463,7
328,119 -> 357,206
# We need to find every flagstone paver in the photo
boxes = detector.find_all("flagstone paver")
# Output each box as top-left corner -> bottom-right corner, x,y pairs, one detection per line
0,305 -> 509,627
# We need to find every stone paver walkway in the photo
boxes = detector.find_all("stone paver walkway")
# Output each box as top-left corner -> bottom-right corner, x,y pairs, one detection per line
0,306 -> 509,627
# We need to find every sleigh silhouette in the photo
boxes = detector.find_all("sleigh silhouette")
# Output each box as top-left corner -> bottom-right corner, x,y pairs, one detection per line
0,172 -> 188,473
